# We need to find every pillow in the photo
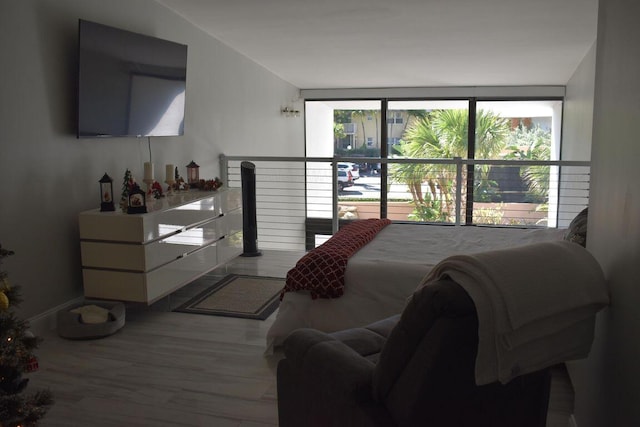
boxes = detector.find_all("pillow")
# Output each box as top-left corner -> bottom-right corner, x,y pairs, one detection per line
70,304 -> 110,324
564,207 -> 588,247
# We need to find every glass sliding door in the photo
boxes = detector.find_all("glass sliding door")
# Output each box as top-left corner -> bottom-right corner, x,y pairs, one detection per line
304,97 -> 567,242
473,100 -> 562,226
305,100 -> 382,236
386,100 -> 470,223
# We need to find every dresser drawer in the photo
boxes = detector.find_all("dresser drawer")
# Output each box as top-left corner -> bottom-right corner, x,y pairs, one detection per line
81,216 -> 228,271
218,231 -> 243,262
82,244 -> 219,304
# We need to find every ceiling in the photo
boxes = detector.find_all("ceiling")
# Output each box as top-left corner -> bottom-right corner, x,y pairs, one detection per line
157,0 -> 598,89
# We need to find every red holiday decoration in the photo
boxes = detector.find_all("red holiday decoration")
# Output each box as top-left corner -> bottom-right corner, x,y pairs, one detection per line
25,356 -> 39,372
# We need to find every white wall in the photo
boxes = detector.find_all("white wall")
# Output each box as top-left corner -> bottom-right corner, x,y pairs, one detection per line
305,102 -> 335,157
569,0 -> 640,425
0,0 -> 303,318
558,41 -> 597,226
562,42 -> 597,161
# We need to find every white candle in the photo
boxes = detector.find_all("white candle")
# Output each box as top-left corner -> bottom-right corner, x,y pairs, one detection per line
144,162 -> 154,181
165,164 -> 174,182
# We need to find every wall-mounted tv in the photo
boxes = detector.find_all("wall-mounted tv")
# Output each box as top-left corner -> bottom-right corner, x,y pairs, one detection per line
77,19 -> 188,138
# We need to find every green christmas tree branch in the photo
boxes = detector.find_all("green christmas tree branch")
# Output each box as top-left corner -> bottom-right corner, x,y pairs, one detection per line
0,243 -> 53,425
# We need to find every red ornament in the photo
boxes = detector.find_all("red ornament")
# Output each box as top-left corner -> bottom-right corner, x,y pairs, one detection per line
26,355 -> 39,372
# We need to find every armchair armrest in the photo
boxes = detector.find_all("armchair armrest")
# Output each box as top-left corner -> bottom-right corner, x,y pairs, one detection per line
281,328 -> 376,403
283,328 -> 336,366
278,329 -> 396,426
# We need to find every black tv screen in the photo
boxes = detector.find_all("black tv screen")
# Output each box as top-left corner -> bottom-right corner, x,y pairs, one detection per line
77,20 -> 188,138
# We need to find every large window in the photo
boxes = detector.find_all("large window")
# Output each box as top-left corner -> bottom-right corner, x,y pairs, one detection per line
305,98 -> 566,227
472,100 -> 562,225
305,100 -> 382,222
387,100 -> 469,223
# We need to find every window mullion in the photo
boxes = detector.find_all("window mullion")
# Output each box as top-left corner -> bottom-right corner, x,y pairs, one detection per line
380,99 -> 388,219
465,98 -> 477,225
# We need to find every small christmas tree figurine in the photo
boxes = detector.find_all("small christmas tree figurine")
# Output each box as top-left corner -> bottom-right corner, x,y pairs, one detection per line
0,243 -> 54,426
119,169 -> 135,212
172,166 -> 189,191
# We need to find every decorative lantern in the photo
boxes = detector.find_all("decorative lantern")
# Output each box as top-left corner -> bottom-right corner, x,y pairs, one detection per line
127,184 -> 148,214
186,160 -> 200,185
99,173 -> 115,212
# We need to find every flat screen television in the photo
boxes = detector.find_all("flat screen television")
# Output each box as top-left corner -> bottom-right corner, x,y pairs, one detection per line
77,19 -> 188,138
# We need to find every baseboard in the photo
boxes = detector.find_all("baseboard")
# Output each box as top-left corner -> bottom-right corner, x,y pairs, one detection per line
569,414 -> 578,427
27,296 -> 84,337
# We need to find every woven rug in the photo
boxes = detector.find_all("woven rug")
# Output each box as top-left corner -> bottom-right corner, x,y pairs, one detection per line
175,274 -> 284,320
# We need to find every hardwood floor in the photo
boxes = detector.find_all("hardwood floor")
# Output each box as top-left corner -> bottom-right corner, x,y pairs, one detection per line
31,250 -> 305,427
30,248 -> 573,426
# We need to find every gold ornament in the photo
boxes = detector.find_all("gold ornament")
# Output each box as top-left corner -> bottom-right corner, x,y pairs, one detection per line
0,290 -> 8,310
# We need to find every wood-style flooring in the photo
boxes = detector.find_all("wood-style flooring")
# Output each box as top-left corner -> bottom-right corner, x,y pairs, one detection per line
30,249 -> 573,426
32,250 -> 304,427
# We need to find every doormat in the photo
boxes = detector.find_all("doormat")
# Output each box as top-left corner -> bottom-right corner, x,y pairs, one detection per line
174,274 -> 284,320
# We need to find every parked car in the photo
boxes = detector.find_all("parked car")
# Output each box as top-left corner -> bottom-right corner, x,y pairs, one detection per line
338,162 -> 360,180
337,169 -> 354,191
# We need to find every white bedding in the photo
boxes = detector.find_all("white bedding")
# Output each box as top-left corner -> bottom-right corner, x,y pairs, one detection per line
266,224 -> 566,353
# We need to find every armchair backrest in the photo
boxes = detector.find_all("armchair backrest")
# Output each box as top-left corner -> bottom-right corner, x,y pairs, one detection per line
372,279 -> 551,427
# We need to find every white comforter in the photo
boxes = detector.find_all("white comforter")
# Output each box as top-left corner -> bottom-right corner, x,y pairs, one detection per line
266,224 -> 566,353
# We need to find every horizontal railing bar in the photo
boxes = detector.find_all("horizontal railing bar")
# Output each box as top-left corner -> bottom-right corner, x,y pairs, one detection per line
225,154 -> 589,168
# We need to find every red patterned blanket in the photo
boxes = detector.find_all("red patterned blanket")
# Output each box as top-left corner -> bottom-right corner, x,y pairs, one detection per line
282,218 -> 392,299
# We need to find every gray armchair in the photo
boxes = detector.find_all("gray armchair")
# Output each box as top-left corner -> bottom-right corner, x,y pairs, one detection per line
277,278 -> 552,427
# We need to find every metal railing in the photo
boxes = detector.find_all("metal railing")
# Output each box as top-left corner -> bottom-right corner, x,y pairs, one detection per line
220,155 -> 590,251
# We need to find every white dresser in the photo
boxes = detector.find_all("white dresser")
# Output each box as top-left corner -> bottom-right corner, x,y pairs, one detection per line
79,188 -> 242,304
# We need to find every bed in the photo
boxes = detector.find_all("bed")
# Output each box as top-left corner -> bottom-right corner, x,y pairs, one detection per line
266,222 -> 568,354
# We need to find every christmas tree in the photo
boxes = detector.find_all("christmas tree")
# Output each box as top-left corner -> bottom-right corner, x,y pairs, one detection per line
0,243 -> 53,426
119,168 -> 135,212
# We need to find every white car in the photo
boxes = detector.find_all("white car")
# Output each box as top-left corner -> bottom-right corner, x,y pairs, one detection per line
337,170 -> 354,191
337,162 -> 360,180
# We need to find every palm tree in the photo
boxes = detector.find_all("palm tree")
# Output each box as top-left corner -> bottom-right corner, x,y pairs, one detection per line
351,110 -> 368,149
503,124 -> 552,202
400,110 -> 429,136
391,119 -> 440,210
391,109 -> 509,221
373,110 -> 380,149
333,123 -> 346,148
474,110 -> 511,158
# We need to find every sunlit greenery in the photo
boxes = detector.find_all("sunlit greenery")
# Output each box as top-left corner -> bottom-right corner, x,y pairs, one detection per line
332,108 -> 553,225
503,124 -> 552,202
390,109 -> 510,221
